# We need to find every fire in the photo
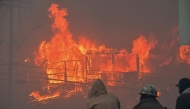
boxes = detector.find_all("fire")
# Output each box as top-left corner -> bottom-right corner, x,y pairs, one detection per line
132,35 -> 157,72
30,3 -> 157,102
179,46 -> 190,65
29,85 -> 83,102
157,91 -> 161,97
29,90 -> 61,102
63,85 -> 83,98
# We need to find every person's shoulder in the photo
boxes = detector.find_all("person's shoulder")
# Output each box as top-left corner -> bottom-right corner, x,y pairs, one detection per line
178,92 -> 190,99
107,92 -> 117,97
87,97 -> 99,109
140,98 -> 164,109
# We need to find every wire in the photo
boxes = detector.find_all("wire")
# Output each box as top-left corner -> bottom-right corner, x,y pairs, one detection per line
0,78 -> 172,91
12,63 -> 188,75
12,69 -> 66,75
0,72 -> 178,86
11,67 -> 185,78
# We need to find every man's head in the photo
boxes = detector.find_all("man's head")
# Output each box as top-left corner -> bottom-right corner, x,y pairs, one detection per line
139,84 -> 158,101
176,78 -> 190,94
88,79 -> 107,99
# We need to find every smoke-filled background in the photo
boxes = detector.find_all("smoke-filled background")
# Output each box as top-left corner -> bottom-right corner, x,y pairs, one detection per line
0,0 -> 186,109
0,0 -> 178,58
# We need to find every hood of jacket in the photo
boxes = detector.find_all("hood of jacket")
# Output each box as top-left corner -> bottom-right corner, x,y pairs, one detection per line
182,87 -> 190,94
88,79 -> 107,99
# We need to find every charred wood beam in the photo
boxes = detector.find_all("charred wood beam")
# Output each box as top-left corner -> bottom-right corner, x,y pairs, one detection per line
39,59 -> 47,67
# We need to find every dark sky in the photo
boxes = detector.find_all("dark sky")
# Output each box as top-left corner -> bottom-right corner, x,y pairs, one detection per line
0,0 -> 178,62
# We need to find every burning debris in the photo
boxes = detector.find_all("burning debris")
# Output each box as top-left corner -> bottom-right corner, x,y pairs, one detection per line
29,84 -> 83,103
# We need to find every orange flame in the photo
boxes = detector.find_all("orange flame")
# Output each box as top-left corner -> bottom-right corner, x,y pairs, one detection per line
157,91 -> 161,97
29,90 -> 61,102
179,46 -> 190,65
30,3 -> 157,102
132,35 -> 158,72
29,85 -> 83,102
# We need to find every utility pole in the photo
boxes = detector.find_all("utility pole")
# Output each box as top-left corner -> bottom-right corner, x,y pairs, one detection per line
0,1 -> 31,109
18,0 -> 22,39
8,1 -> 13,109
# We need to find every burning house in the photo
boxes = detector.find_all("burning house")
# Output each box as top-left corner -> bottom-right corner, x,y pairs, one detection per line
0,1 -> 190,109
27,3 -> 190,107
28,3 -> 156,101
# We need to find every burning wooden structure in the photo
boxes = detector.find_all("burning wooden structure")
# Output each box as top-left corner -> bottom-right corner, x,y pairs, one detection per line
11,3 -> 189,109
28,3 -> 158,102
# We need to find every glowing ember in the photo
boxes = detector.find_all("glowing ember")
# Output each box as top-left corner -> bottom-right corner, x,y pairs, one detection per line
157,91 -> 161,97
30,3 -> 157,102
24,58 -> 30,62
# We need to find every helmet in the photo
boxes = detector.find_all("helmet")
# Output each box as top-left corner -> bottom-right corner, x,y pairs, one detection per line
139,84 -> 158,97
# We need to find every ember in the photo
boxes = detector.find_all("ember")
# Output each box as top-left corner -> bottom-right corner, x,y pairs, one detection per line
24,58 -> 30,62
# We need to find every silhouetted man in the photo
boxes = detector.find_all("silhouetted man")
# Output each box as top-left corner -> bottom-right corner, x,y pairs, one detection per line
133,84 -> 165,109
175,78 -> 190,109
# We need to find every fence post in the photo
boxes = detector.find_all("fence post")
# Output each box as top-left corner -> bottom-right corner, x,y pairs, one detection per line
136,54 -> 140,73
85,56 -> 88,82
64,61 -> 67,83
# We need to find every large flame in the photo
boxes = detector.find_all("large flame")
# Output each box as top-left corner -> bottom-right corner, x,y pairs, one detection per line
132,35 -> 157,72
30,3 -> 157,102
